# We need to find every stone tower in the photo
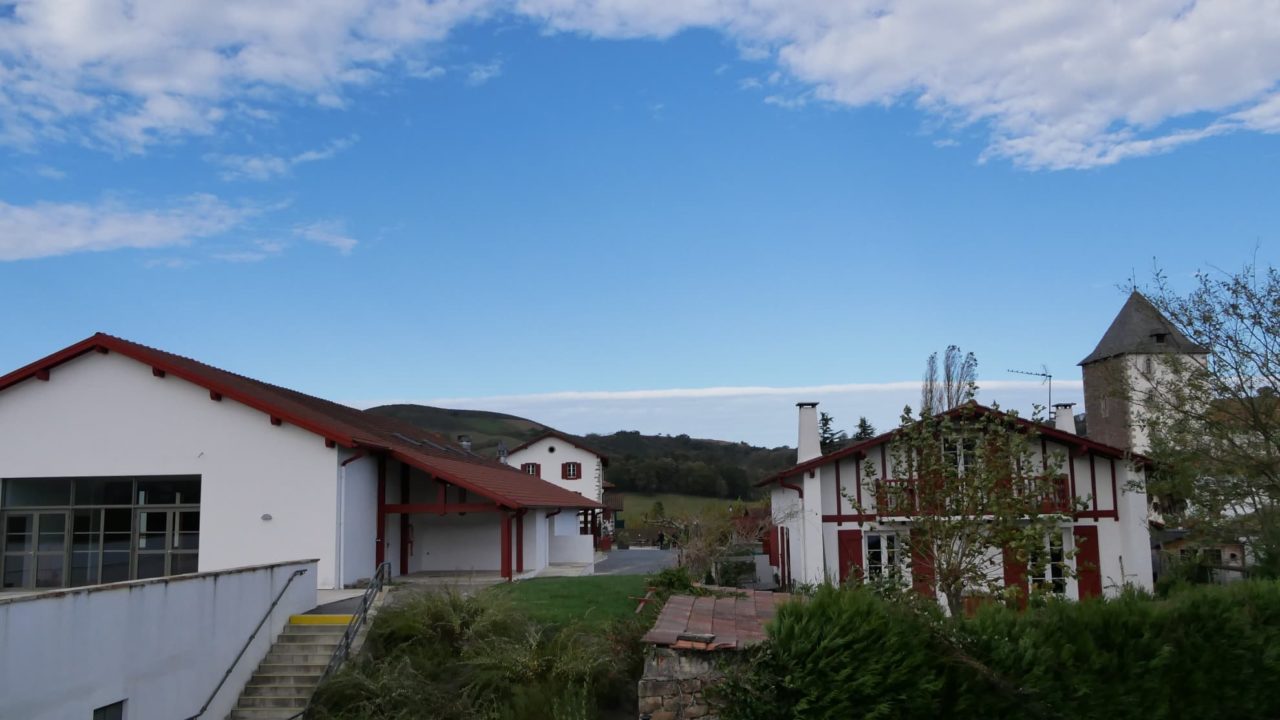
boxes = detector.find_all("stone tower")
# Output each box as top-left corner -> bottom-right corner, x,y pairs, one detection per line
1080,291 -> 1208,453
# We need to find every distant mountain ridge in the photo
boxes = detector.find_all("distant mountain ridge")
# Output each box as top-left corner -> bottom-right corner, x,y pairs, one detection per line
365,404 -> 795,499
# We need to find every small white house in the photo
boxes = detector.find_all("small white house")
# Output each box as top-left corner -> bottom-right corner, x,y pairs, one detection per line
0,333 -> 601,592
762,401 -> 1155,605
503,430 -> 614,543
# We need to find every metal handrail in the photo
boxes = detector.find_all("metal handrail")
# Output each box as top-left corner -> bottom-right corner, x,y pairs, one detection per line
316,561 -> 392,686
186,566 -> 309,720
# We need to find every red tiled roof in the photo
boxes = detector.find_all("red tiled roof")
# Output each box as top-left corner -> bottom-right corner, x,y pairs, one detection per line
507,429 -> 610,466
643,590 -> 789,651
759,402 -> 1149,487
0,333 -> 600,511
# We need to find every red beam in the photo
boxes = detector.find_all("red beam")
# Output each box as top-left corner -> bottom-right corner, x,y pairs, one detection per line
500,513 -> 513,581
270,416 -> 283,426
399,463 -> 411,576
516,510 -> 525,573
209,390 -> 222,401
822,513 -> 877,523
152,367 -> 166,378
94,346 -> 109,354
35,369 -> 49,382
383,503 -> 501,514
376,455 -> 387,567
325,438 -> 337,449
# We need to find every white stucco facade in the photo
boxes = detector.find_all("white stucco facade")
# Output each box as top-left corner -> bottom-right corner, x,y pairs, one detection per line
0,559 -> 317,720
505,436 -> 605,505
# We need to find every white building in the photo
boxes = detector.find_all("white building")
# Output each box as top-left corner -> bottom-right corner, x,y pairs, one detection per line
503,430 -> 616,544
762,402 -> 1154,604
0,333 -> 601,592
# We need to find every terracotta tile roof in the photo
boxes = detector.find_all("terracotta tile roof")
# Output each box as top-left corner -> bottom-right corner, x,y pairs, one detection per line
0,333 -> 600,511
643,590 -> 789,651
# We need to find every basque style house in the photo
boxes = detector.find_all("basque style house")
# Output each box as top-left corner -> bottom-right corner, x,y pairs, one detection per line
0,333 -> 601,592
759,293 -> 1203,605
503,430 -> 620,548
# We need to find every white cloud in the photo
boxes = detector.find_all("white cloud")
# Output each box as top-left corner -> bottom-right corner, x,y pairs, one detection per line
33,165 -> 66,179
0,194 -> 254,261
377,379 -> 1084,447
212,239 -> 287,263
206,135 -> 359,181
294,220 -> 358,254
2,1 -> 1279,167
466,59 -> 503,86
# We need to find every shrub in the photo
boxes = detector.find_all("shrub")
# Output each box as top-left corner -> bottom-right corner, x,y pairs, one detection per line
719,581 -> 1280,720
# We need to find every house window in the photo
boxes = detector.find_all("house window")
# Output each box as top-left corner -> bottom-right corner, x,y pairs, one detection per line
1030,533 -> 1067,595
865,533 -> 899,579
562,462 -> 582,480
93,701 -> 125,720
0,476 -> 200,590
520,463 -> 541,477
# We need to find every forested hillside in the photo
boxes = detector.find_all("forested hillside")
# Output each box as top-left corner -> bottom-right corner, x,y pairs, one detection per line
366,404 -> 795,500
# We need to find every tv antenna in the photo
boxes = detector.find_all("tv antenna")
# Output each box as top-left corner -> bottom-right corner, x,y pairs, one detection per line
1008,366 -> 1053,410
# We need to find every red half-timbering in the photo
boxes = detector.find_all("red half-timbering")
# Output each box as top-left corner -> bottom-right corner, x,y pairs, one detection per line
1002,546 -> 1029,609
911,535 -> 935,597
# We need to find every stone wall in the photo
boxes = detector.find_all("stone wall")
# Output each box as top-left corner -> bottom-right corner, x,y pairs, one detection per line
638,647 -> 728,720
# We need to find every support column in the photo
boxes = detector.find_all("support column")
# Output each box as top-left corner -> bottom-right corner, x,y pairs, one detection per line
500,511 -> 513,581
516,510 -> 525,574
376,454 -> 387,568
399,463 -> 411,576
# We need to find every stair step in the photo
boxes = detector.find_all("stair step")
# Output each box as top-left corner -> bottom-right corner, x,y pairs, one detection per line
289,614 -> 352,625
262,651 -> 333,664
230,708 -> 307,720
243,684 -> 316,698
248,673 -> 323,687
277,633 -> 343,644
239,695 -> 309,709
282,624 -> 348,636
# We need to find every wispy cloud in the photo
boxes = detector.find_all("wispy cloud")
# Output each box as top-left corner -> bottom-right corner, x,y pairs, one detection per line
466,60 -> 503,86
373,379 -> 1083,447
34,165 -> 66,180
294,220 -> 358,254
206,135 -> 358,181
0,194 -> 255,262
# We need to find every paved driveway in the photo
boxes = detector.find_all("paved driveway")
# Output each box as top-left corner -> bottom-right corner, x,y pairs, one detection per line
593,548 -> 677,576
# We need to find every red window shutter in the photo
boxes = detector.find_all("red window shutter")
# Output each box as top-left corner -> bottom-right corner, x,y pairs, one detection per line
765,527 -> 778,566
1002,545 -> 1029,609
837,529 -> 863,583
911,533 -> 935,597
1073,525 -> 1103,599
561,463 -> 569,479
521,463 -> 541,477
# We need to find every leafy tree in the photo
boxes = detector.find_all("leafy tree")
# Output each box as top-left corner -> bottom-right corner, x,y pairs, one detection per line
852,403 -> 1076,616
921,345 -> 978,416
818,411 -> 848,454
1139,261 -> 1280,573
853,416 -> 877,440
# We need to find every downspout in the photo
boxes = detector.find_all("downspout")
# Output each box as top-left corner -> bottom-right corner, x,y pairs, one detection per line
337,449 -> 368,588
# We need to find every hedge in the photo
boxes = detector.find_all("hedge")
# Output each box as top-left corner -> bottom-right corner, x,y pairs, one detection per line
717,582 -> 1280,720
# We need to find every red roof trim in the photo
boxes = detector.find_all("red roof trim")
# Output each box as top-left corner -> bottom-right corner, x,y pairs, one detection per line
758,403 -> 1148,487
507,429 -> 610,466
0,333 -> 601,510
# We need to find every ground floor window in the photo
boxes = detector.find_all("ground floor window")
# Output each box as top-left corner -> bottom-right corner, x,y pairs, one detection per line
93,700 -> 125,720
1030,532 -> 1067,595
866,532 -> 900,579
0,476 -> 199,590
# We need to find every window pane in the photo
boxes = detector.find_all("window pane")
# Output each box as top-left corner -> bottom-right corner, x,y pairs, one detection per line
4,515 -> 33,552
103,508 -> 132,534
136,554 -> 165,579
176,512 -> 200,550
138,511 -> 168,550
72,509 -> 102,535
93,700 -> 125,720
37,513 -> 66,552
70,551 -> 100,587
74,478 -> 133,506
2,479 -> 71,507
170,553 -> 198,575
2,555 -> 30,588
101,552 -> 130,583
137,477 -> 200,505
34,554 -> 63,587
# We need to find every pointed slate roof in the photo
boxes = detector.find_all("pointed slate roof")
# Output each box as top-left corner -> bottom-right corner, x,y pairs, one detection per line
1079,291 -> 1208,366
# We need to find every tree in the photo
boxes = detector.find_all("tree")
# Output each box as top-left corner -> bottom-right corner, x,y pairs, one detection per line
645,504 -> 786,584
921,345 -> 978,416
819,412 -> 848,454
1138,261 -> 1280,573
853,416 -> 877,440
850,403 -> 1076,616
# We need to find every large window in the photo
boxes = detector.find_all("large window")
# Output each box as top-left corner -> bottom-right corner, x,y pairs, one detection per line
1,476 -> 200,590
1030,533 -> 1067,596
865,532 -> 900,579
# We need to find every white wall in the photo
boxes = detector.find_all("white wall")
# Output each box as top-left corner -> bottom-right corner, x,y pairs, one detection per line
0,559 -> 317,720
0,353 -> 343,587
409,512 -> 503,572
533,510 -> 550,571
338,451 -> 378,586
550,532 -> 595,565
553,510 -> 580,535
506,438 -> 603,504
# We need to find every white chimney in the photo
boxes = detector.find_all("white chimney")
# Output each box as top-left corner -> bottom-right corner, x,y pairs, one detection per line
796,402 -> 821,463
1052,403 -> 1076,434
457,434 -> 473,452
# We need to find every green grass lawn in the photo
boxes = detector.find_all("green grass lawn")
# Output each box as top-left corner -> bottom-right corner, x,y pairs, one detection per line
488,575 -> 651,628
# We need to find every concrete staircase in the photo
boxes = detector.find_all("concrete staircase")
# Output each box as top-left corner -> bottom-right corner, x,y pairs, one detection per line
226,614 -> 351,720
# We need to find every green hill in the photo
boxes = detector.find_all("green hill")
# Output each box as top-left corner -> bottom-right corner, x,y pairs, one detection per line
365,404 -> 796,500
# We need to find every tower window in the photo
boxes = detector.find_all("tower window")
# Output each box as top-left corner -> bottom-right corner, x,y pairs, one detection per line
1153,333 -> 1168,344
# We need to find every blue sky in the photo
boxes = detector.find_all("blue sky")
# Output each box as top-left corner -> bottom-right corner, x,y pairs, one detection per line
2,3 -> 1279,446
